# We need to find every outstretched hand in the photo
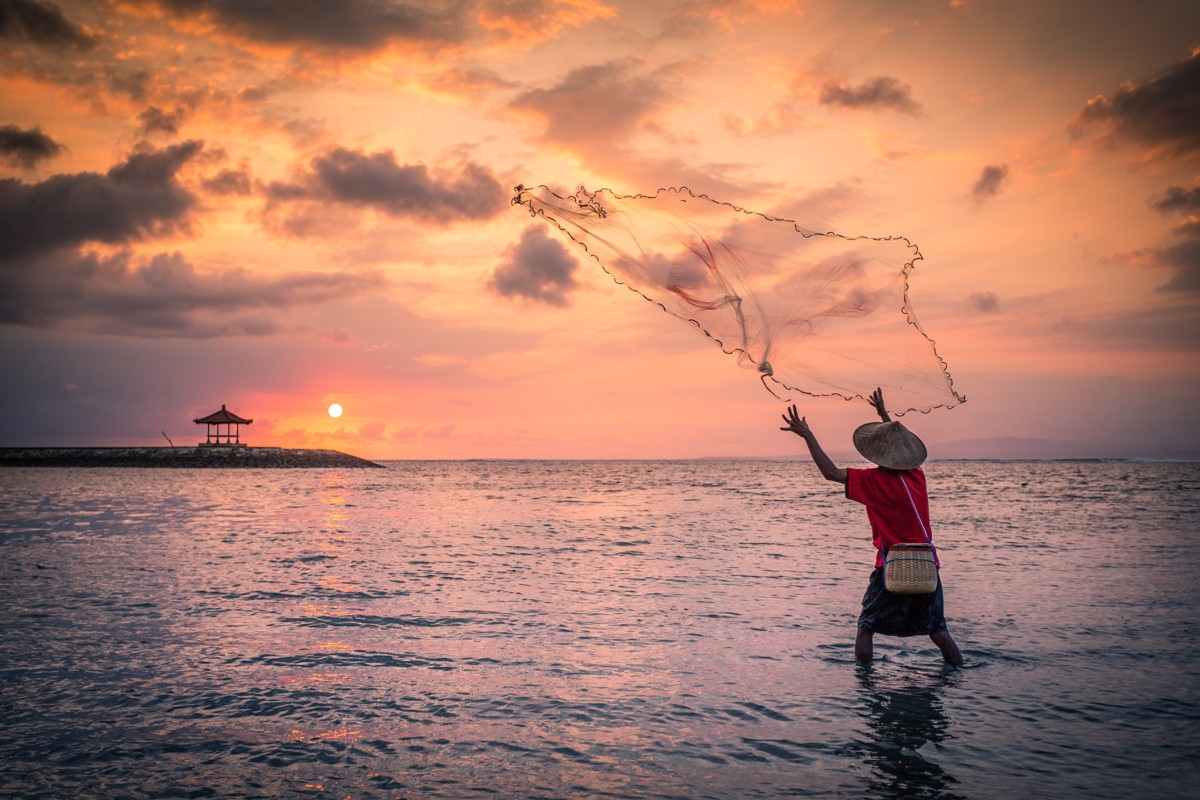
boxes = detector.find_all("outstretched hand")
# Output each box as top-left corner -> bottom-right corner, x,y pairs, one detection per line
779,403 -> 847,483
779,404 -> 811,438
867,387 -> 891,423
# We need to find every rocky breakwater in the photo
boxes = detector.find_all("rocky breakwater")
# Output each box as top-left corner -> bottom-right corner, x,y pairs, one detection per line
0,447 -> 384,468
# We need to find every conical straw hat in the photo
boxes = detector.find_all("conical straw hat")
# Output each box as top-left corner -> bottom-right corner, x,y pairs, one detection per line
853,421 -> 927,470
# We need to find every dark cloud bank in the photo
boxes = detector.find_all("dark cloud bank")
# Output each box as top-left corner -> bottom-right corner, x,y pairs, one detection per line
0,140 -> 382,336
1152,185 -> 1200,213
1151,184 -> 1200,292
0,0 -> 96,50
1072,50 -> 1200,155
1148,235 -> 1200,293
0,141 -> 201,261
1077,51 -> 1200,295
147,0 -> 468,51
146,0 -> 591,53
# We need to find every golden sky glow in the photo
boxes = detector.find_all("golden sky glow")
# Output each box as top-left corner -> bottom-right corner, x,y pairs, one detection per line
1,1 -> 1198,459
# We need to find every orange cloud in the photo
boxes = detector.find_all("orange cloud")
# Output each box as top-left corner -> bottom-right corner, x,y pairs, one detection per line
416,66 -> 515,103
476,0 -> 617,46
675,0 -> 803,35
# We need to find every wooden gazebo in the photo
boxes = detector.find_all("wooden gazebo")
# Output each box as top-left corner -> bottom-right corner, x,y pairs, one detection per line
194,404 -> 253,446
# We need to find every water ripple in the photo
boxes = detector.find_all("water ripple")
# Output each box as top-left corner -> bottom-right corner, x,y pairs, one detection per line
0,461 -> 1197,799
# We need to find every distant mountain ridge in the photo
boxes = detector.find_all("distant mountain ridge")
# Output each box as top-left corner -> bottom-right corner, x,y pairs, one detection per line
926,437 -> 1200,462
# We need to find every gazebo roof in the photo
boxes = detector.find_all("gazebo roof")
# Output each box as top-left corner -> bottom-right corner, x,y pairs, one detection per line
193,404 -> 253,425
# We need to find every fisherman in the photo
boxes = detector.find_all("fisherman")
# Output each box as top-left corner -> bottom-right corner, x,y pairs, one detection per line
780,388 -> 964,665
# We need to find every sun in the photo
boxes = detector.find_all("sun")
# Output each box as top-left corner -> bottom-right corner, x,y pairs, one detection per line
328,403 -> 343,418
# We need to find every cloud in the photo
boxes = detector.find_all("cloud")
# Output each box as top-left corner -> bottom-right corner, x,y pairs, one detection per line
971,164 -> 1009,203
1154,238 -> 1200,293
1173,218 -> 1200,238
1071,50 -> 1200,156
0,123 -> 63,169
819,76 -> 923,117
1144,183 -> 1200,290
509,59 -> 676,151
202,166 -> 251,196
0,140 -> 381,336
1111,221 -> 1200,294
1151,185 -> 1200,213
476,0 -> 617,46
0,0 -> 96,50
420,66 -> 515,102
263,148 -> 507,234
729,65 -> 924,138
0,141 -> 202,261
136,106 -> 189,138
1053,303 -> 1200,352
143,0 -> 616,56
969,291 -> 1000,313
723,104 -> 809,136
148,0 -> 468,52
490,225 -> 578,306
105,69 -> 152,103
508,58 -> 752,193
658,0 -> 803,38
0,247 -> 386,336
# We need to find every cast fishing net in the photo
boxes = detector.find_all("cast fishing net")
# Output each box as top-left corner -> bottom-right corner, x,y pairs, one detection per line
513,184 -> 964,415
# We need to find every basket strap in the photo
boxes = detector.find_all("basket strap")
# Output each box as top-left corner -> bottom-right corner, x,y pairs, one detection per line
898,472 -> 933,546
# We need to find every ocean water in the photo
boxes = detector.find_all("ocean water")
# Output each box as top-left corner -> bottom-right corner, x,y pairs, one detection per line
1,460 -> 1197,799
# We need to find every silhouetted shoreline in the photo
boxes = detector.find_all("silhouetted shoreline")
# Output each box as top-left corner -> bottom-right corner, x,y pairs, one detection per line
0,447 -> 383,468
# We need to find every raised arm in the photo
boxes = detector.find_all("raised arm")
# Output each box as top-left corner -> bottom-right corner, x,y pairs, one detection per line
780,405 -> 848,484
867,387 -> 891,423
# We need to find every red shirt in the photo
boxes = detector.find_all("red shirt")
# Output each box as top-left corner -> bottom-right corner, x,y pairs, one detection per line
846,467 -> 938,568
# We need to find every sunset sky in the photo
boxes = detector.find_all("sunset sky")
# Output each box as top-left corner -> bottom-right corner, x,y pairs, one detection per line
2,0 -> 1198,460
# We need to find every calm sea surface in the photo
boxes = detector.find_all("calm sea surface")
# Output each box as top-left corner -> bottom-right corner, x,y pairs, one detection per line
1,460 -> 1197,799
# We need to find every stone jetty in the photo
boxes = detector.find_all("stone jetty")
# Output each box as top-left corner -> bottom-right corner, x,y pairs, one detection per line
0,447 -> 384,468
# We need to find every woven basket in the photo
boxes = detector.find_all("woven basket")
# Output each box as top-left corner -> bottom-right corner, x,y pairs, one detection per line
883,543 -> 938,594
